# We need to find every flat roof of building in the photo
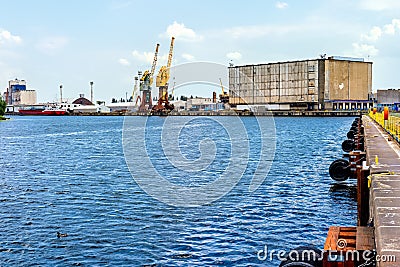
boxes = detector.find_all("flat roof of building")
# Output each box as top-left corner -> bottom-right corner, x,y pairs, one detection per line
228,57 -> 372,69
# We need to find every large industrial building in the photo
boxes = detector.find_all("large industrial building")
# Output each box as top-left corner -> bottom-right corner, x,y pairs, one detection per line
4,78 -> 37,105
228,56 -> 373,111
375,89 -> 400,111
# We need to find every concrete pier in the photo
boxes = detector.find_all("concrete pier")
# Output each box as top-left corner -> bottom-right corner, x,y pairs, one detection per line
364,115 -> 400,266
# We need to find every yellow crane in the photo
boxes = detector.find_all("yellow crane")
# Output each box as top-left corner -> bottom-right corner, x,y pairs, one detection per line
156,37 -> 175,88
140,43 -> 160,90
219,78 -> 226,95
139,43 -> 159,111
152,37 -> 175,114
219,78 -> 229,103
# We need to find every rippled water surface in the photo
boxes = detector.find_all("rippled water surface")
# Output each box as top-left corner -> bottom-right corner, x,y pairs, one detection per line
0,116 -> 357,266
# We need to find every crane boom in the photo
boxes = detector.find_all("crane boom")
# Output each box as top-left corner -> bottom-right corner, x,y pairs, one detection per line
150,43 -> 160,77
140,43 -> 160,89
166,37 -> 175,69
132,76 -> 138,103
219,78 -> 225,95
219,78 -> 229,104
156,37 -> 175,87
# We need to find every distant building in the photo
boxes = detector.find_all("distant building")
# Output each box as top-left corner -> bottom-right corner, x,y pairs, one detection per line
186,97 -> 225,111
107,102 -> 136,112
376,89 -> 400,111
171,100 -> 186,111
72,94 -> 94,105
228,56 -> 373,111
59,94 -> 110,113
73,104 -> 110,113
5,78 -> 37,105
12,90 -> 37,105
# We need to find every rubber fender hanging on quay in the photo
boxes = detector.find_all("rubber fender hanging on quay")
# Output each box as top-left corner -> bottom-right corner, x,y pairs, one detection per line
347,130 -> 355,139
342,139 -> 355,153
329,159 -> 350,181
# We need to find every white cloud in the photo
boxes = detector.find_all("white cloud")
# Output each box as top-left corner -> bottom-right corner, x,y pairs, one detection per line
164,21 -> 202,42
352,43 -> 379,57
119,58 -> 130,66
359,0 -> 400,10
0,29 -> 22,46
275,1 -> 288,9
226,52 -> 242,60
353,18 -> 400,58
384,24 -> 396,35
356,19 -> 400,52
361,26 -> 382,42
36,36 -> 68,55
383,19 -> 400,35
132,50 -> 156,64
182,53 -> 195,61
131,50 -> 168,64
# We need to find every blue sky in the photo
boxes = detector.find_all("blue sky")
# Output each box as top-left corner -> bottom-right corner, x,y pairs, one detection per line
1,0 -> 400,103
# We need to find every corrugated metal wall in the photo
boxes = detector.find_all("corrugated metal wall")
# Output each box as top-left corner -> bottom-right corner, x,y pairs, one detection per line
229,58 -> 372,108
229,60 -> 319,105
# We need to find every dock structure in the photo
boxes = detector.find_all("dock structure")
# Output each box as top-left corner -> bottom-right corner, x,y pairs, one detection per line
50,110 -> 362,117
364,115 -> 400,266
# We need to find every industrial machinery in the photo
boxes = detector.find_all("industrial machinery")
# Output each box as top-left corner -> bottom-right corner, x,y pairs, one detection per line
132,75 -> 140,109
139,43 -> 159,111
152,37 -> 175,115
169,79 -> 176,101
219,78 -> 229,103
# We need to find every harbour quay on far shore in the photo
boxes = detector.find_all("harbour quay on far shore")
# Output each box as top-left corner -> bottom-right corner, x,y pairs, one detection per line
6,109 -> 364,117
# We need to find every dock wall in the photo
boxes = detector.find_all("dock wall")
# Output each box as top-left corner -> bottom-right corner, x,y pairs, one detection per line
364,114 -> 400,266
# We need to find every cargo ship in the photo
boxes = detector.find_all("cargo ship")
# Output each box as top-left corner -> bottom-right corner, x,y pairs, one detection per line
18,106 -> 67,115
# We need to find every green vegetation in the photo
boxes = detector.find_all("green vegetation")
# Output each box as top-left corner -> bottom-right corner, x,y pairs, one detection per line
0,99 -> 6,118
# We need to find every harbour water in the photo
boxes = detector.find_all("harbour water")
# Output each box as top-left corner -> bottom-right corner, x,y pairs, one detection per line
0,116 -> 357,266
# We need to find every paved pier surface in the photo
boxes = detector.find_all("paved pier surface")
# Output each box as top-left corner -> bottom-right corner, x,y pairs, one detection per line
364,115 -> 400,266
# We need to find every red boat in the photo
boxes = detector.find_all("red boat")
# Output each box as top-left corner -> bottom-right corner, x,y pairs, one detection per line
18,106 -> 67,115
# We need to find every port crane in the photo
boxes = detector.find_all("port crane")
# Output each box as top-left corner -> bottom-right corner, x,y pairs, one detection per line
132,76 -> 140,108
152,37 -> 175,114
219,78 -> 229,103
170,78 -> 176,101
139,43 -> 159,111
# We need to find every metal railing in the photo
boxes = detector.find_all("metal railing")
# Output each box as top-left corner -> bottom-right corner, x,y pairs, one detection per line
369,110 -> 400,143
